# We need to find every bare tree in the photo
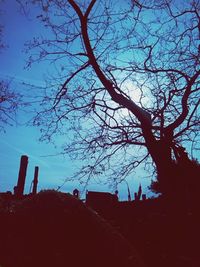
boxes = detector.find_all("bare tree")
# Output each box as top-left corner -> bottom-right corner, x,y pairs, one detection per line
22,0 -> 200,197
0,80 -> 23,131
0,0 -> 23,131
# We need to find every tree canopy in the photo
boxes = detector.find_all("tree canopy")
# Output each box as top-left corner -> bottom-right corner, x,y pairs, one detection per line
21,0 -> 200,195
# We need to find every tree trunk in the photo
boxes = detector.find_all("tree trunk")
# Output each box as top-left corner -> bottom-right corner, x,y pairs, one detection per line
143,129 -> 188,213
141,124 -> 176,198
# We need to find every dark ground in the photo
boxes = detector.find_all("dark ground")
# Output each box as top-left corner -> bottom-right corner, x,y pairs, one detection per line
0,190 -> 199,267
0,190 -> 144,267
95,199 -> 200,267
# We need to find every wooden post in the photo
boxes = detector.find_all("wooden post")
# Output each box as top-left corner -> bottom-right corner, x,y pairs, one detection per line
32,166 -> 39,195
15,155 -> 28,197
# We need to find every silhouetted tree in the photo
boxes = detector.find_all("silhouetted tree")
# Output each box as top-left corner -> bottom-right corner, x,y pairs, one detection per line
21,0 -> 200,198
0,80 -> 22,131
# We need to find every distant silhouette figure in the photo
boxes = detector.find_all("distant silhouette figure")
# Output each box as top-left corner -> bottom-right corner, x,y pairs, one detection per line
135,184 -> 142,201
138,184 -> 142,199
13,186 -> 18,195
73,188 -> 79,199
124,181 -> 131,201
142,194 -> 146,201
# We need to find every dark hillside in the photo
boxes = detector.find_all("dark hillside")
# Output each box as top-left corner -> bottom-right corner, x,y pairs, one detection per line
0,190 -> 144,267
91,198 -> 200,267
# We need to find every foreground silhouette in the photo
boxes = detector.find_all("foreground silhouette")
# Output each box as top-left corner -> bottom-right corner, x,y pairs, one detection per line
89,196 -> 200,267
0,190 -> 144,267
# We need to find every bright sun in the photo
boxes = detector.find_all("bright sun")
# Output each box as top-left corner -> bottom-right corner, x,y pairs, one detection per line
121,80 -> 150,106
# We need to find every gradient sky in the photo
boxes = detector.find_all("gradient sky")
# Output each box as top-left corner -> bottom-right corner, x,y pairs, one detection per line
0,0 -> 156,200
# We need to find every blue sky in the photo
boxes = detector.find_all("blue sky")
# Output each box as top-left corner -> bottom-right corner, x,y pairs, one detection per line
0,0 -> 155,200
0,0 -> 82,195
